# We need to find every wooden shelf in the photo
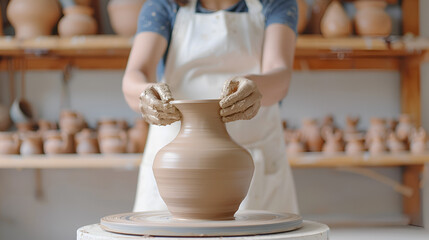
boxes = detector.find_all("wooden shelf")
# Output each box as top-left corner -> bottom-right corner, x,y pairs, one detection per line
0,35 -> 427,71
0,152 -> 428,169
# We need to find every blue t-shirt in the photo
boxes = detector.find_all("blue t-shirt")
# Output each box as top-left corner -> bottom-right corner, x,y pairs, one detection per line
137,0 -> 298,80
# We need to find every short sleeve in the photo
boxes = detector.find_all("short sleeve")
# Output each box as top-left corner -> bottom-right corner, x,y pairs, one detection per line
263,0 -> 298,34
136,0 -> 178,41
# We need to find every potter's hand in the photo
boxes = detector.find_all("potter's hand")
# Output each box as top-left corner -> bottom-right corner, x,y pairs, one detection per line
220,77 -> 262,123
139,83 -> 181,126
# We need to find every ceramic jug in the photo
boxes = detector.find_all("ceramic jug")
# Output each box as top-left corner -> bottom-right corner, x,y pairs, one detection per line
321,1 -> 351,38
297,0 -> 309,33
127,119 -> 149,153
7,0 -> 60,39
153,100 -> 254,220
301,118 -> 323,152
58,5 -> 97,37
396,114 -> 414,143
107,0 -> 146,36
0,132 -> 20,154
354,0 -> 392,37
75,129 -> 99,154
59,110 -> 85,135
20,132 -> 43,155
322,128 -> 343,154
43,130 -> 74,154
99,128 -> 127,154
410,128 -> 427,154
0,104 -> 11,131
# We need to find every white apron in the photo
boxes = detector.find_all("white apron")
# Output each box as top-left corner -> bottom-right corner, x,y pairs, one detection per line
134,0 -> 298,214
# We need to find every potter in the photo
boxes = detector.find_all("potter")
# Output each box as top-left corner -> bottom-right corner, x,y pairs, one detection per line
123,0 -> 299,215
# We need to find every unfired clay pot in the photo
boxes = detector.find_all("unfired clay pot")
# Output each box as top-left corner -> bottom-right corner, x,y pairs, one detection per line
396,114 -> 413,143
153,100 -> 254,220
285,131 -> 305,155
75,129 -> 99,154
369,133 -> 386,155
98,119 -> 119,135
0,132 -> 20,154
308,0 -> 332,34
410,128 -> 427,154
321,1 -> 351,38
7,0 -> 61,39
354,0 -> 392,37
58,5 -> 97,37
365,118 -> 386,147
301,118 -> 323,152
20,132 -> 43,155
297,0 -> 309,34
43,130 -> 74,154
107,0 -> 146,36
99,128 -> 127,154
127,119 -> 149,153
0,104 -> 11,131
38,119 -> 57,139
322,128 -> 343,154
387,132 -> 406,153
345,136 -> 364,155
59,110 -> 85,135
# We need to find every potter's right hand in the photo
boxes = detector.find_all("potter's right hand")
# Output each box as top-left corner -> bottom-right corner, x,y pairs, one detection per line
139,83 -> 181,126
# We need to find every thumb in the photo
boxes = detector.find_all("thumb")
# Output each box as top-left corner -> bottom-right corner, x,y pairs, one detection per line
152,83 -> 174,103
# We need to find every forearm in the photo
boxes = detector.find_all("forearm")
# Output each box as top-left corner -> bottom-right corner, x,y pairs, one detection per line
245,67 -> 292,106
122,70 -> 155,113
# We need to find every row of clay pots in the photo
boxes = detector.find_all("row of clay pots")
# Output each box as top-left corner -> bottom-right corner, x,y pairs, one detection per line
284,114 -> 427,155
320,0 -> 392,38
6,0 -> 145,39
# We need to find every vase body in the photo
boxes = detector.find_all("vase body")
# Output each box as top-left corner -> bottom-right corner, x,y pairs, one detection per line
0,132 -> 20,154
321,1 -> 351,38
99,128 -> 127,154
20,132 -> 43,155
153,100 -> 254,220
58,6 -> 97,37
308,0 -> 332,34
76,129 -> 99,154
297,0 -> 308,33
60,110 -> 85,135
354,1 -> 391,37
107,0 -> 146,36
43,130 -> 73,154
7,0 -> 60,39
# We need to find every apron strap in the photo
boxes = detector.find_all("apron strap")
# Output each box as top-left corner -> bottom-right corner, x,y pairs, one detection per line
244,0 -> 263,13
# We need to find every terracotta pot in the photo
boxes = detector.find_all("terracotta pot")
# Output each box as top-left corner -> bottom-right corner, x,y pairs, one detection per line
153,100 -> 254,220
365,117 -> 386,147
396,114 -> 413,143
297,0 -> 309,34
43,130 -> 74,154
7,0 -> 60,39
322,128 -> 343,154
75,128 -> 99,154
127,119 -> 149,153
369,133 -> 386,155
345,136 -> 364,155
354,0 -> 392,37
58,5 -> 97,37
98,119 -> 119,135
285,130 -> 305,155
410,128 -> 427,154
321,114 -> 335,131
321,1 -> 351,38
20,132 -> 43,155
0,104 -> 11,131
99,128 -> 127,154
107,0 -> 146,36
308,0 -> 332,34
387,132 -> 406,153
300,118 -> 323,152
59,110 -> 85,135
37,119 -> 57,139
0,132 -> 20,154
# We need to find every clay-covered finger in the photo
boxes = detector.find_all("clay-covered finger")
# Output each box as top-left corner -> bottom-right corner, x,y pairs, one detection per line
140,87 -> 164,109
143,105 -> 179,120
142,111 -> 180,126
220,78 -> 257,108
222,101 -> 261,123
152,83 -> 174,103
220,92 -> 261,117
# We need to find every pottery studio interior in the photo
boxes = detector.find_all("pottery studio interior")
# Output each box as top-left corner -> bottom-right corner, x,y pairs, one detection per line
1,0 -> 429,240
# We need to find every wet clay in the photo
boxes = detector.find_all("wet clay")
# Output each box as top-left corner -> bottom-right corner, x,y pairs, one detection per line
153,100 -> 254,220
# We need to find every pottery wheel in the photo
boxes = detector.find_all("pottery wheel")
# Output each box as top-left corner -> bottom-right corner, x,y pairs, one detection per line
100,210 -> 303,237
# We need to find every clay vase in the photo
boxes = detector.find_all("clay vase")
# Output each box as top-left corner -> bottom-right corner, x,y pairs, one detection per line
301,118 -> 323,152
366,118 -> 386,147
354,0 -> 392,37
322,128 -> 343,154
107,0 -> 146,36
410,128 -> 427,154
98,119 -> 119,135
369,133 -> 386,155
345,136 -> 364,155
59,110 -> 85,135
75,128 -> 99,154
0,132 -> 20,154
0,104 -> 11,131
20,132 -> 43,155
387,132 -> 406,153
153,100 -> 254,220
297,0 -> 309,34
7,0 -> 61,39
396,114 -> 414,143
285,131 -> 305,155
98,128 -> 127,154
58,5 -> 97,37
308,0 -> 332,34
321,1 -> 351,38
127,119 -> 149,153
43,130 -> 73,154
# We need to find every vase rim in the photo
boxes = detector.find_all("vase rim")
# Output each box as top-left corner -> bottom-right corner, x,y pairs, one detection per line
171,99 -> 221,104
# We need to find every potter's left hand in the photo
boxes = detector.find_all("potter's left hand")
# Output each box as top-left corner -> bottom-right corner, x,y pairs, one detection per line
220,77 -> 262,123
